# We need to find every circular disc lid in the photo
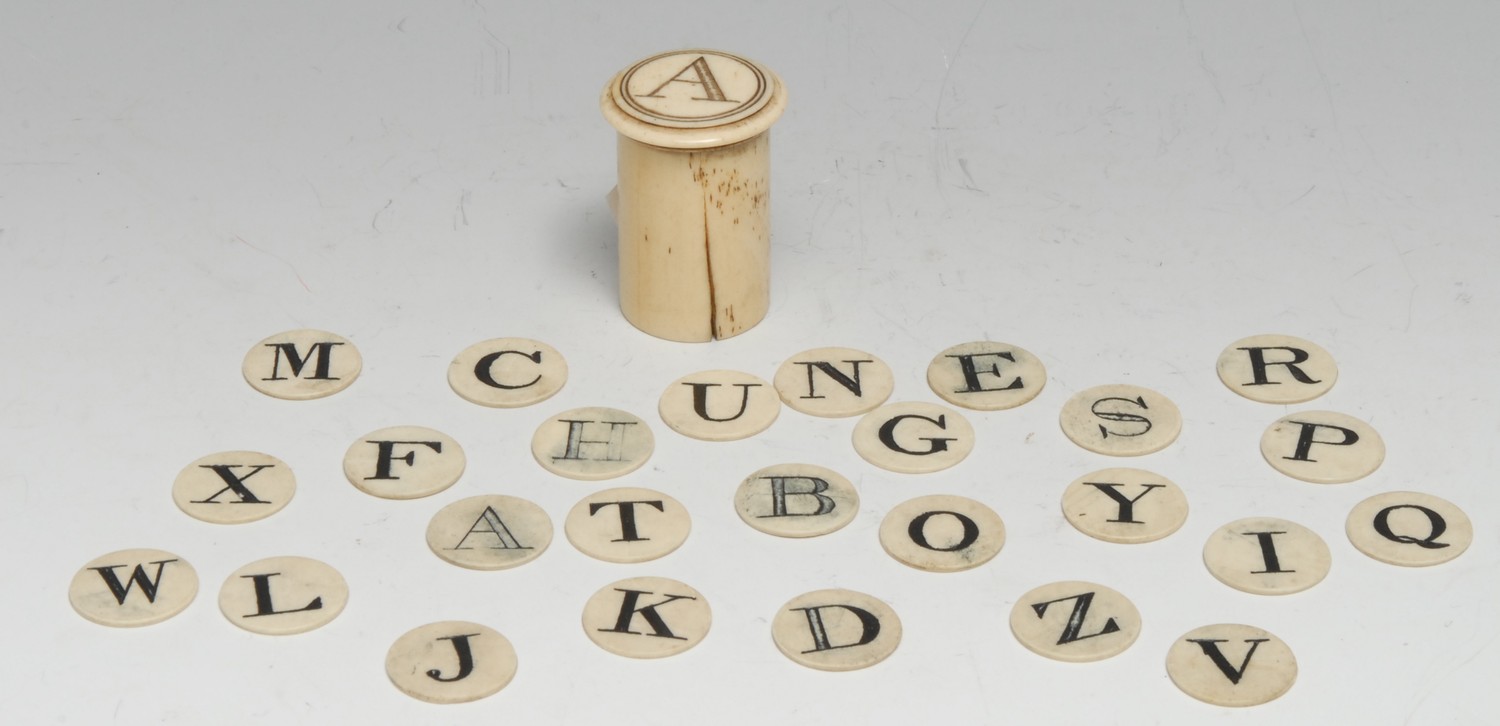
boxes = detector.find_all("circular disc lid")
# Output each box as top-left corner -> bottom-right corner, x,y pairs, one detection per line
603,49 -> 785,149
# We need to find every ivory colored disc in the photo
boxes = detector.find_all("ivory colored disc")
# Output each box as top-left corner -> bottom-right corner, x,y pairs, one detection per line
1216,334 -> 1337,404
658,369 -> 780,441
1009,581 -> 1141,662
1259,411 -> 1384,484
343,426 -> 466,499
1202,517 -> 1331,595
69,548 -> 198,628
1346,491 -> 1472,567
426,495 -> 553,571
879,495 -> 1005,572
386,621 -> 517,704
852,402 -> 975,474
612,50 -> 773,130
242,329 -> 360,400
172,451 -> 295,524
448,337 -> 567,408
1059,384 -> 1182,456
733,463 -> 859,538
582,576 -> 710,659
773,347 -> 894,418
926,340 -> 1047,411
565,487 -> 691,563
531,407 -> 654,481
1167,624 -> 1297,707
219,556 -> 348,635
771,589 -> 902,671
1061,468 -> 1188,544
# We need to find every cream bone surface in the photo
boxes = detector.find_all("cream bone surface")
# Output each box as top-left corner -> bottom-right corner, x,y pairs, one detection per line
602,49 -> 787,342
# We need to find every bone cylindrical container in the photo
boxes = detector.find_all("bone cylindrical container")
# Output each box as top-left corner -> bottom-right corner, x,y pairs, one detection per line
601,50 -> 787,342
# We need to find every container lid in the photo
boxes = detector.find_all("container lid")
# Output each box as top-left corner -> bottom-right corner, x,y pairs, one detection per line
602,49 -> 786,150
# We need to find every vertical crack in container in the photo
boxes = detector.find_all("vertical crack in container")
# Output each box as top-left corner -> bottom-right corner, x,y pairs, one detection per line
601,50 -> 787,342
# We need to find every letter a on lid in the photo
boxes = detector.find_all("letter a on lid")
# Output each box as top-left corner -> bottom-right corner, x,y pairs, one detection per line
606,50 -> 784,147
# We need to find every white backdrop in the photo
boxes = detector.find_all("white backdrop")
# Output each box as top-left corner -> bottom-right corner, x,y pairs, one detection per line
3,1 -> 1497,723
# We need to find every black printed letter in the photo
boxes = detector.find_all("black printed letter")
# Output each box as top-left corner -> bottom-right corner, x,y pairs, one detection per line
1373,504 -> 1450,550
450,507 -> 532,551
588,500 -> 666,542
1281,420 -> 1359,463
758,476 -> 836,517
1188,638 -> 1269,684
473,350 -> 542,390
793,604 -> 882,653
1238,346 -> 1319,387
945,351 -> 1024,393
1242,531 -> 1294,574
192,464 -> 274,504
1030,591 -> 1120,645
365,440 -> 443,480
426,633 -> 481,682
1082,481 -> 1165,524
1090,397 -> 1153,438
684,382 -> 758,422
261,341 -> 342,381
794,359 -> 870,400
877,414 -> 955,455
907,511 -> 980,551
90,559 -> 178,605
240,572 -> 323,618
600,589 -> 696,640
555,420 -> 635,461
